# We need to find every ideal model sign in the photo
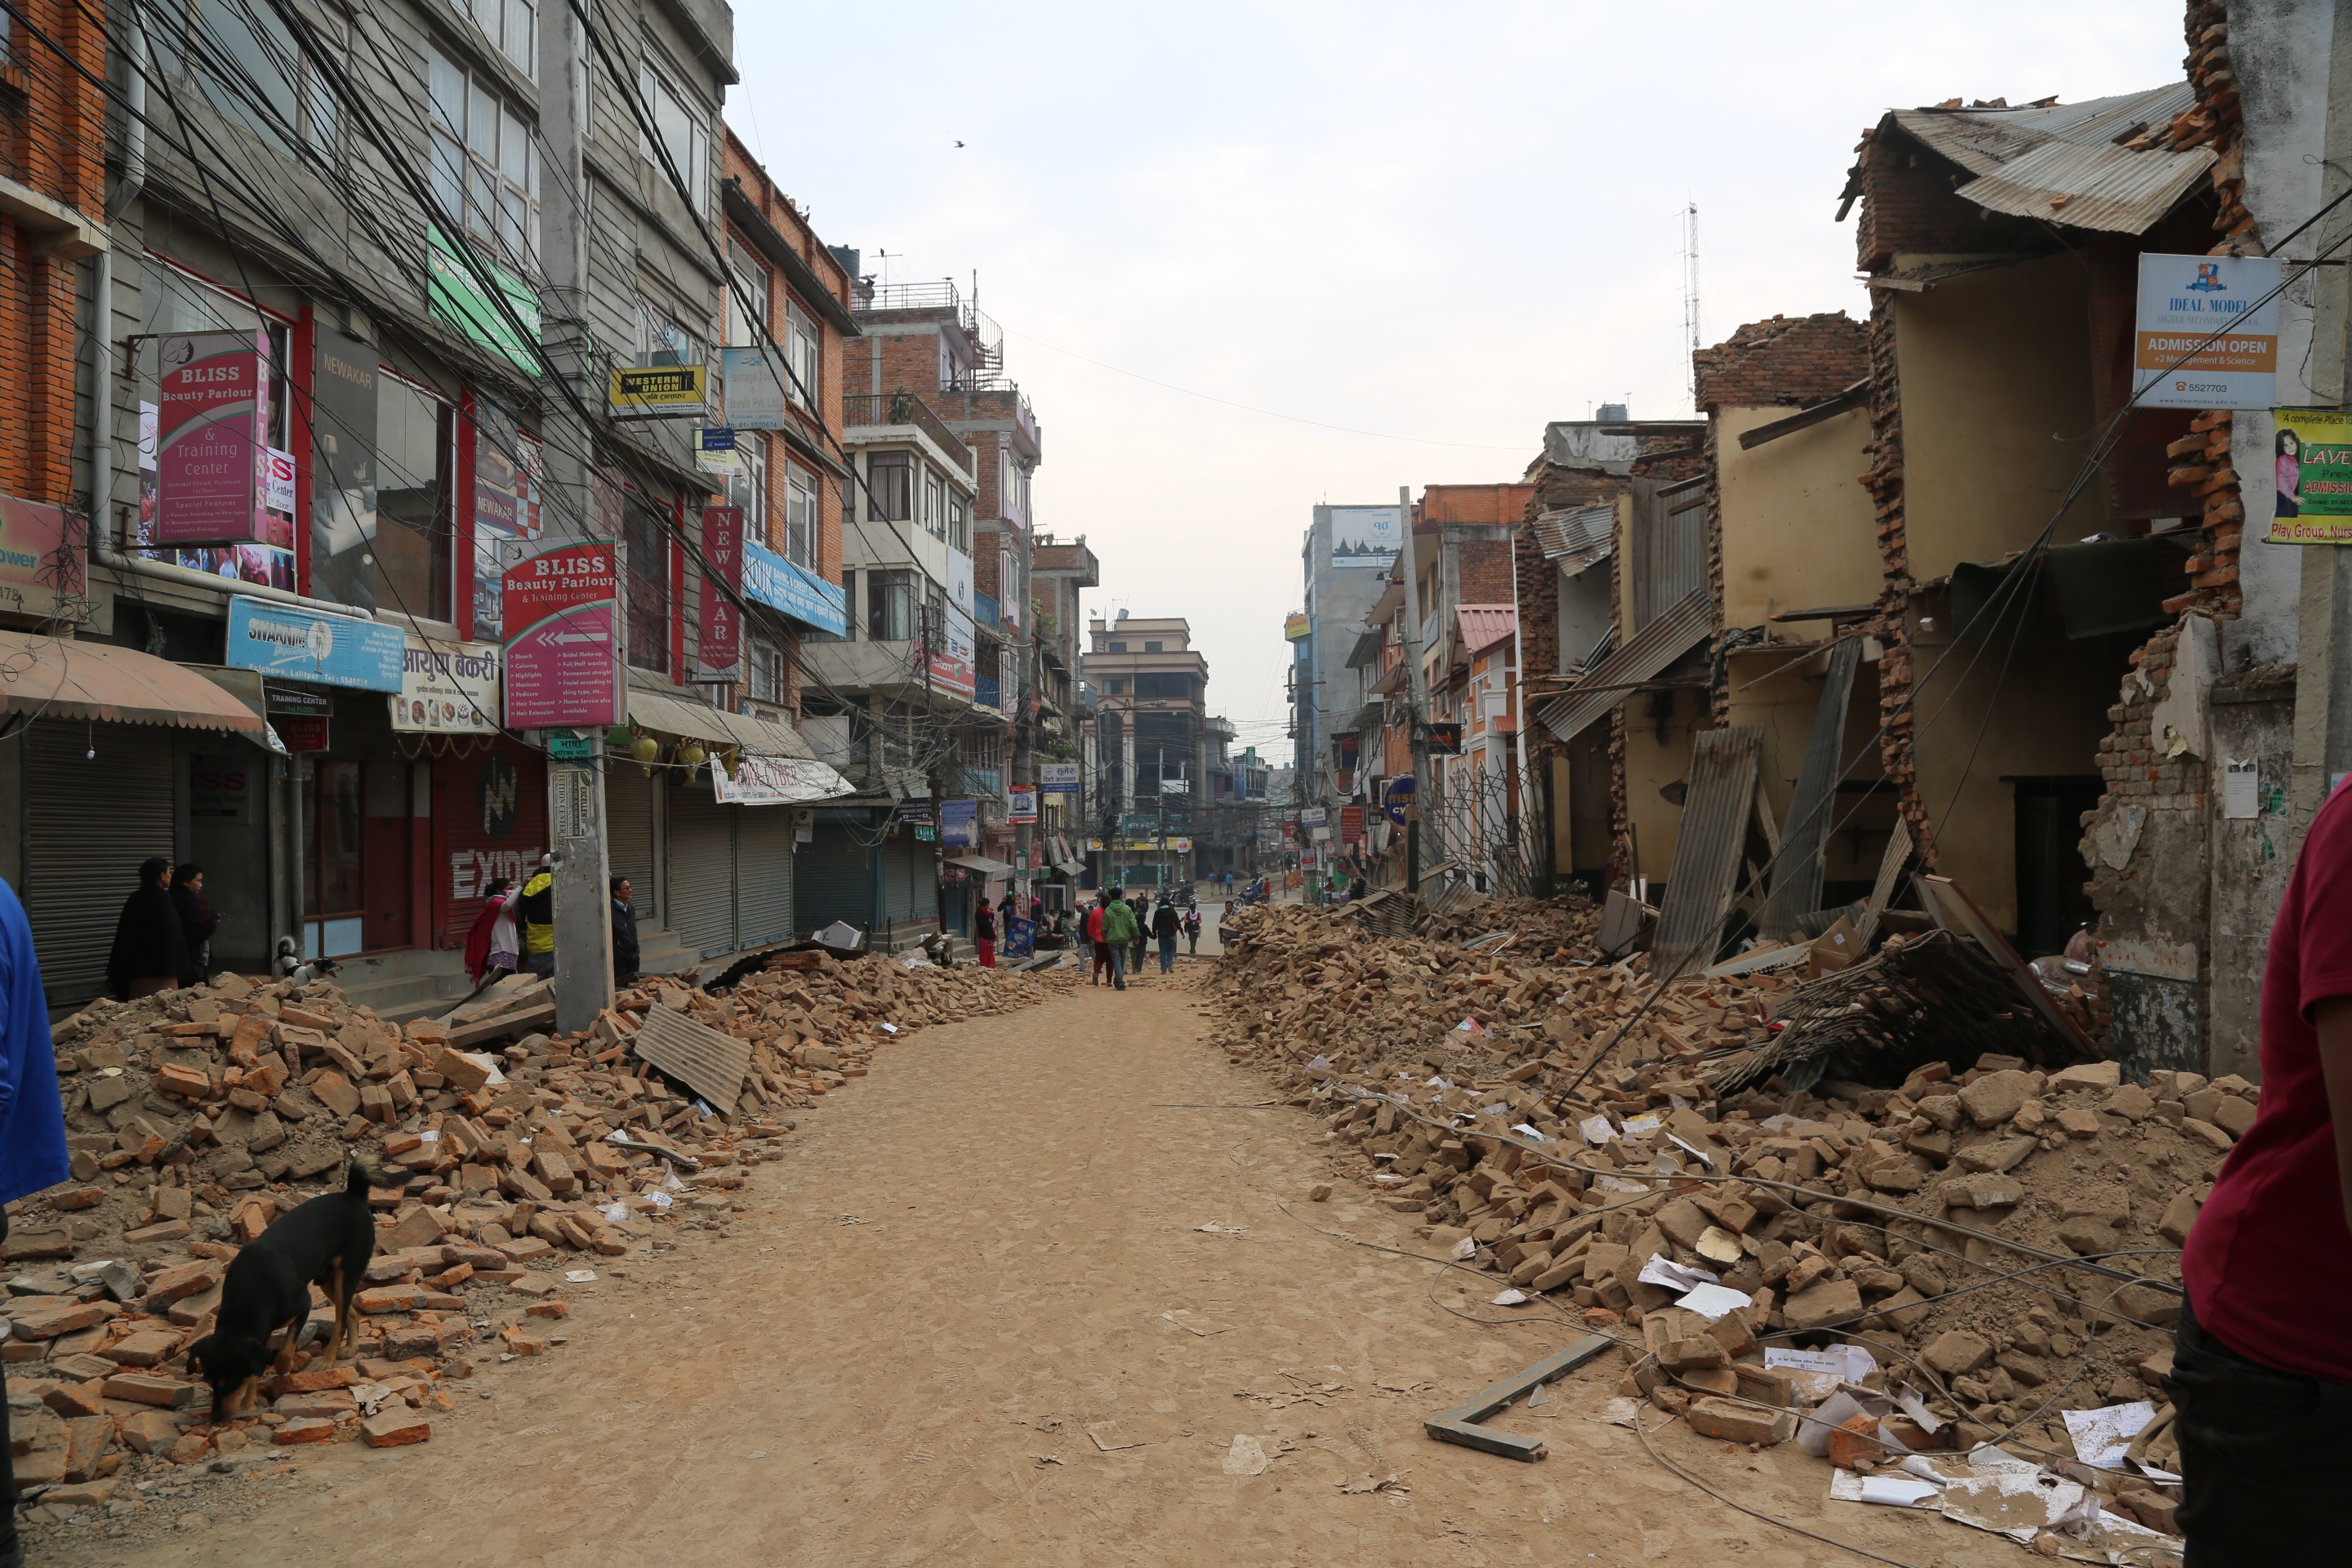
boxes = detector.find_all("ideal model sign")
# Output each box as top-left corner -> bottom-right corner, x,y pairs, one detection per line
2134,253 -> 2282,411
501,541 -> 623,728
695,506 -> 745,683
225,596 -> 404,692
155,331 -> 273,545
2268,408 -> 2352,545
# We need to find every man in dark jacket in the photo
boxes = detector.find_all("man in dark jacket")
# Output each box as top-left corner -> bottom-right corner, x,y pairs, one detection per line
172,862 -> 220,977
610,877 -> 640,985
2,875 -> 69,1566
107,858 -> 193,1000
1152,898 -> 1180,973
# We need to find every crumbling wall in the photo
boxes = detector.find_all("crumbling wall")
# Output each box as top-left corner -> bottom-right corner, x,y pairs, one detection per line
1856,298 -> 1933,868
2206,665 -> 2297,1080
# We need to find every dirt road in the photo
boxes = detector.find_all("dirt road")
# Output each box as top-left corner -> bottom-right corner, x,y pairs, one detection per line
55,965 -> 2014,1567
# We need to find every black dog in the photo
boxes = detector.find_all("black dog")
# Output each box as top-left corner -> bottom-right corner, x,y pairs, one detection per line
187,1154 -> 385,1417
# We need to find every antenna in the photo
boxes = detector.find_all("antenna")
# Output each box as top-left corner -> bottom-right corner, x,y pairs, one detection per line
1681,202 -> 1701,412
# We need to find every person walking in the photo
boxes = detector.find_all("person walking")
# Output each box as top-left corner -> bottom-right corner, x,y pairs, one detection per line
106,858 -> 194,1000
517,854 -> 557,978
611,877 -> 640,985
973,894 -> 997,969
171,863 -> 220,978
2,874 -> 70,1568
2173,773 -> 2352,1556
1183,905 -> 1202,956
1099,889 -> 1138,991
1152,897 -> 1179,973
1128,893 -> 1148,978
464,878 -> 519,987
1085,895 -> 1111,986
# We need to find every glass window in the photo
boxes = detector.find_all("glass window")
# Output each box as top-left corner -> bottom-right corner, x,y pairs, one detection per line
747,638 -> 784,705
866,454 -> 911,523
638,55 -> 709,213
948,493 -> 968,553
726,239 -> 768,349
1107,641 -> 1127,653
866,568 -> 914,642
462,0 -> 536,78
784,464 -> 817,569
922,470 -> 946,540
1144,641 -> 1163,653
427,42 -> 538,270
608,474 -> 670,674
735,435 -> 768,541
635,296 -> 706,368
374,374 -> 455,622
786,301 -> 818,408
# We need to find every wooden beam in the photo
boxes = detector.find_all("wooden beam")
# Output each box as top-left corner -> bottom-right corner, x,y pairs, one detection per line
1737,380 -> 1871,450
1423,1335 -> 1615,1461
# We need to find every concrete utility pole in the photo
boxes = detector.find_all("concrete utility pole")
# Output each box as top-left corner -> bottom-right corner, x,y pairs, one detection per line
542,0 -> 611,1032
1397,485 -> 1431,895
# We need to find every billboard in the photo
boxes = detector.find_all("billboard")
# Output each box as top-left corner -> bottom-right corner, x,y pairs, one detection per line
2133,253 -> 2281,411
742,536 -> 847,636
1330,505 -> 1403,569
929,551 -> 976,697
2269,408 -> 2352,545
501,541 -> 623,728
154,330 -> 274,546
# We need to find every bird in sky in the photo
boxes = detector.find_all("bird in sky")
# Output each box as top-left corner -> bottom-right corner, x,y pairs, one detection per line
954,140 -> 965,148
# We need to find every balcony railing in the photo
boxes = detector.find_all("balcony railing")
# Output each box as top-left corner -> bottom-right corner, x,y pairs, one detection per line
974,590 -> 998,628
844,391 -> 974,474
974,673 -> 1001,710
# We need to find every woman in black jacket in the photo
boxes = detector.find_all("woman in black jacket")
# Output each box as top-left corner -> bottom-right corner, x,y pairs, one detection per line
108,858 -> 194,1000
171,862 -> 220,975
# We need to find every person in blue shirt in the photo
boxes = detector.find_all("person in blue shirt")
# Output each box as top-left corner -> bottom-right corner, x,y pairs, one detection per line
2,875 -> 69,1568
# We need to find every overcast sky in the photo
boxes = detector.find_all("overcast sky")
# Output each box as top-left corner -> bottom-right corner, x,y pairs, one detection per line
731,1 -> 2187,758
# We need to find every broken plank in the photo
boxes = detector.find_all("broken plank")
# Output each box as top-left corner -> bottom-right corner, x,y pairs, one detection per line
1423,1334 -> 1615,1462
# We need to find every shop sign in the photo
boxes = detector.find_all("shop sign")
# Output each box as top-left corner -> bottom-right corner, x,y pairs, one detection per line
711,755 -> 851,806
2133,253 -> 2281,411
742,535 -> 848,637
189,755 -> 256,825
0,494 -> 86,619
501,541 -> 623,728
391,634 -> 500,733
1039,761 -> 1080,795
225,596 -> 404,691
940,798 -> 978,848
547,733 -> 593,762
1340,804 -> 1365,844
1082,837 -> 1195,853
426,224 -> 541,376
913,824 -> 937,841
1383,774 -> 1416,826
264,682 -> 331,717
1007,786 -> 1038,824
694,427 -> 745,476
1299,807 -> 1327,829
892,797 -> 934,825
695,506 -> 744,683
155,330 -> 272,545
608,363 -> 710,419
277,716 -> 331,751
719,345 -> 787,430
2268,408 -> 2352,545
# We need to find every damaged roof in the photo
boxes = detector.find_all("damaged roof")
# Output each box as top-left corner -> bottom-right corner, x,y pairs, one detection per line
1531,504 -> 1615,576
1850,82 -> 2215,235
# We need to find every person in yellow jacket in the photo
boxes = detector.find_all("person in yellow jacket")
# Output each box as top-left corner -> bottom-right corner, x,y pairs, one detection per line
517,854 -> 557,977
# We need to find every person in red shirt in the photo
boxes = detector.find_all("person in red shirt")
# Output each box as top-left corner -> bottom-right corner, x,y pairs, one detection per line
1084,897 -> 1110,987
2175,777 -> 2352,1557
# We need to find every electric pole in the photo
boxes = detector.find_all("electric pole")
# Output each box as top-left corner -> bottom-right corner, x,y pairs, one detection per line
1397,484 -> 1431,897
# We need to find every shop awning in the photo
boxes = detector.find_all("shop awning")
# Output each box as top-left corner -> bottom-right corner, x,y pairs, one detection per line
625,681 -> 740,749
0,633 -> 267,735
946,854 -> 1015,876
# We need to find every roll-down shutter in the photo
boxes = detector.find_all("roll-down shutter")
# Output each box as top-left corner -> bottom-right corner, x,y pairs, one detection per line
794,816 -> 873,933
604,764 -> 657,927
734,807 -> 795,950
27,722 -> 177,1011
666,782 -> 736,957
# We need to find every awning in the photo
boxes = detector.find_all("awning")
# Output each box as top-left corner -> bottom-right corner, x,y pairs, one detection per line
1456,604 -> 1516,657
1533,590 -> 1713,742
626,679 -> 739,749
0,633 -> 267,735
947,854 -> 1014,876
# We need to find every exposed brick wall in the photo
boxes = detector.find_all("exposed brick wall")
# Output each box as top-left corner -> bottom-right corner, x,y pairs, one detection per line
1693,314 -> 1869,412
1458,538 -> 1514,604
1852,297 -> 1935,866
1848,118 -> 2048,272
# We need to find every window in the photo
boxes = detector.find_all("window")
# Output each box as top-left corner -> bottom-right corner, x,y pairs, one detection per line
866,454 -> 912,522
1107,641 -> 1127,653
784,464 -> 817,568
1143,641 -> 1163,653
429,42 -> 537,267
635,297 -> 706,368
786,301 -> 818,408
948,494 -> 968,554
374,374 -> 455,623
866,568 -> 914,642
460,0 -> 535,78
725,239 -> 768,349
734,435 -> 767,541
604,474 -> 670,674
747,638 -> 784,705
1107,679 -> 1128,695
922,470 -> 946,541
639,54 -> 709,213
159,0 -> 341,162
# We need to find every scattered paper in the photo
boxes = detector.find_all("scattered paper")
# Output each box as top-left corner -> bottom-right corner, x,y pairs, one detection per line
1510,1123 -> 1548,1143
1089,1428 -> 1147,1452
1621,1113 -> 1663,1138
564,1269 -> 597,1284
1940,1471 -> 2088,1543
1768,1345 -> 1878,1404
1665,1132 -> 1717,1168
880,1022 -> 899,1034
1481,1103 -> 1508,1118
1800,1389 -> 1883,1458
419,1129 -> 440,1143
1223,1434 -> 1272,1477
1593,1175 -> 1648,1194
1455,1018 -> 1484,1035
1637,1253 -> 1719,1293
1491,1289 -> 1529,1307
1195,1223 -> 1248,1236
2061,1401 -> 2156,1468
2223,757 -> 2260,819
1891,1384 -> 1945,1436
1579,1115 -> 1618,1145
1526,1382 -> 1548,1406
1674,1282 -> 1754,1321
1597,1396 -> 1646,1428
1450,1236 -> 1478,1261
601,1202 -> 629,1223
1307,1055 -> 1331,1073
1829,1470 -> 1941,1508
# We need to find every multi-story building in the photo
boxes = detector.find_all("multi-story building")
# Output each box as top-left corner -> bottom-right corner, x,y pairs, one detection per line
1082,612 -> 1211,887
1293,505 -> 1399,818
1031,532 -> 1100,883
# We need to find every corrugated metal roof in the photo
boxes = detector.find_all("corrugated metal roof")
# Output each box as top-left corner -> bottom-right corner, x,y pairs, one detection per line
1886,82 -> 2209,236
1456,604 -> 1517,657
1532,592 -> 1712,742
1533,505 -> 1615,576
1650,726 -> 1764,974
631,1004 -> 755,1111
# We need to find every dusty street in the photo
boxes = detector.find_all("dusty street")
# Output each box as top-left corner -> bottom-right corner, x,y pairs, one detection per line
51,966 -> 2017,1568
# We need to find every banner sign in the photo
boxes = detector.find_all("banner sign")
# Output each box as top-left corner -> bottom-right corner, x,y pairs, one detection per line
0,494 -> 85,620
695,506 -> 744,682
1040,761 -> 1080,795
1084,838 -> 1195,853
608,363 -> 710,419
2268,407 -> 2352,544
892,797 -> 934,826
742,535 -> 848,637
501,541 -> 622,728
1330,504 -> 1404,568
940,798 -> 978,848
427,224 -> 542,376
1002,915 -> 1036,960
2133,253 -> 2282,411
1341,804 -> 1365,844
711,755 -> 852,806
1007,785 -> 1039,824
225,596 -> 403,691
390,634 -> 500,733
719,345 -> 786,430
155,331 -> 273,545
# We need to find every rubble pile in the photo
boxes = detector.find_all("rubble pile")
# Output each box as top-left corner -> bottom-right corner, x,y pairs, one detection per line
4,949 -> 1071,1504
1211,901 -> 2225,1544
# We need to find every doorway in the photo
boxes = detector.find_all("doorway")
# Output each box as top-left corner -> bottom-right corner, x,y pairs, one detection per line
2009,775 -> 2104,958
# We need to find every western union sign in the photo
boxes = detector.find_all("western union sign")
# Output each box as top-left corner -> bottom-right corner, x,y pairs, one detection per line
608,363 -> 710,418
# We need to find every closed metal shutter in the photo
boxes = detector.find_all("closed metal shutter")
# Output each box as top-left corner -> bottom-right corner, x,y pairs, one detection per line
880,831 -> 938,927
666,782 -> 736,957
433,742 -> 547,950
26,722 -> 177,1012
734,807 -> 795,949
604,764 -> 657,925
794,814 -> 874,933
